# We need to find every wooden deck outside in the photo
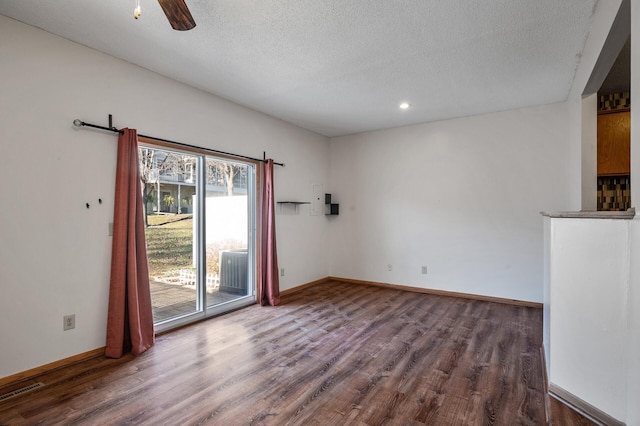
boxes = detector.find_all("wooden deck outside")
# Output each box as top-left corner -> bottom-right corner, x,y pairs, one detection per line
150,280 -> 243,322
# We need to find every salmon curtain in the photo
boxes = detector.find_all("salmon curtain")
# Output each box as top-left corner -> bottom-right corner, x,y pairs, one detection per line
105,128 -> 155,358
260,159 -> 280,306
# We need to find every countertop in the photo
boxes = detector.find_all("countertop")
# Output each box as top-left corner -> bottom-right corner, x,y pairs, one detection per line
540,207 -> 635,219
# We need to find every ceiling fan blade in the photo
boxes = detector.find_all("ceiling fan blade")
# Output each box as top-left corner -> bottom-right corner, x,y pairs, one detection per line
157,0 -> 196,31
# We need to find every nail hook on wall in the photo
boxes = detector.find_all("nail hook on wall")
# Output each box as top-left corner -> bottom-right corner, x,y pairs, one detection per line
86,198 -> 103,209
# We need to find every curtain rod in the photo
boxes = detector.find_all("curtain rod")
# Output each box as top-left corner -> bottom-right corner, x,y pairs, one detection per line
72,118 -> 285,167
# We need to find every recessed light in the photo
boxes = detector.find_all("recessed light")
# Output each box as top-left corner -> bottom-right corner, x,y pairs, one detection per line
399,102 -> 411,110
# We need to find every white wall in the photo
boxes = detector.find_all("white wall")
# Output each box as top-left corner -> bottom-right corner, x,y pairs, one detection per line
548,218 -> 629,422
627,2 -> 640,423
0,16 -> 329,379
328,103 -> 580,303
542,216 -> 551,374
542,4 -> 640,422
628,220 -> 640,425
581,94 -> 598,210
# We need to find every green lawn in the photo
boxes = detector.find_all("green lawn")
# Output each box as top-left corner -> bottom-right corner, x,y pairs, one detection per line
146,215 -> 194,277
145,213 -> 246,279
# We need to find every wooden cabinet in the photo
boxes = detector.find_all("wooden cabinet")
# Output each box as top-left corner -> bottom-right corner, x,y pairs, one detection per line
597,110 -> 630,176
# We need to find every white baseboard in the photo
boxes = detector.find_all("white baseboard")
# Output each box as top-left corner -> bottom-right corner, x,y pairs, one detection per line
549,382 -> 625,426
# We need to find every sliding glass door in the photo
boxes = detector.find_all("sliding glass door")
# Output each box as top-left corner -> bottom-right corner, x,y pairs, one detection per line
139,143 -> 256,331
141,147 -> 199,324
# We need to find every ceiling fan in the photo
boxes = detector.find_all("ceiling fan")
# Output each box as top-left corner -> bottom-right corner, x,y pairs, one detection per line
135,0 -> 196,31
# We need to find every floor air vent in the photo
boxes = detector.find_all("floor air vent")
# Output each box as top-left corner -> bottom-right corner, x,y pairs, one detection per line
0,382 -> 44,401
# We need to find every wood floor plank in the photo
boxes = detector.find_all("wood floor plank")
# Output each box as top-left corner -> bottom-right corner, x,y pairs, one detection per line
549,397 -> 598,426
1,280 -> 593,425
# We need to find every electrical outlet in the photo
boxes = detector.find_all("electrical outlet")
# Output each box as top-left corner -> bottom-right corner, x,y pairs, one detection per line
388,264 -> 393,272
280,268 -> 285,277
421,266 -> 428,274
63,314 -> 75,331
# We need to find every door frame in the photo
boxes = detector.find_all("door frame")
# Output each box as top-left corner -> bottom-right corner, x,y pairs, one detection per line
138,137 -> 259,333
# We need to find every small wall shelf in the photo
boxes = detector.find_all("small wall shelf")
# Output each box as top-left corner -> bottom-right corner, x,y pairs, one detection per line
276,201 -> 310,215
324,193 -> 339,215
277,201 -> 311,205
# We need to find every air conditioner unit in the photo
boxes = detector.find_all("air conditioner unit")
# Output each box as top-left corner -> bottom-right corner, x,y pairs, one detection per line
219,249 -> 248,294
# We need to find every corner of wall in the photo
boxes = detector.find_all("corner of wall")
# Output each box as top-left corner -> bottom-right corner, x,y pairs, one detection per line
626,3 -> 640,421
581,94 -> 598,211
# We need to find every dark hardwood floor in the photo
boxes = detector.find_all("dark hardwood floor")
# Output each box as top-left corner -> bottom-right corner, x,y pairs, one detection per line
549,397 -> 597,426
0,281 -> 592,425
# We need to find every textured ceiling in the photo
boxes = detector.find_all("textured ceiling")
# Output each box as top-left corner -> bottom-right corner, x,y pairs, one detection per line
0,0 -> 599,137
